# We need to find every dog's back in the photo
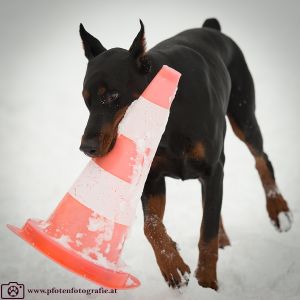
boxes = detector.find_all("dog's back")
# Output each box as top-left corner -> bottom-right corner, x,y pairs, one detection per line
147,19 -> 242,162
148,18 -> 251,113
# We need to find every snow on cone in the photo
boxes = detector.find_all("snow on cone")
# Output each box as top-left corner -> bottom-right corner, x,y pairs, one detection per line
7,65 -> 181,289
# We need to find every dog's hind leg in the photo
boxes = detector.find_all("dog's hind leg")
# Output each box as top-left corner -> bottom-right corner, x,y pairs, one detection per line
142,174 -> 191,288
227,59 -> 292,232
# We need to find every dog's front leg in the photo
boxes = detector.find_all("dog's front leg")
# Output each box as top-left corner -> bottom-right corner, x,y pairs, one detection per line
196,160 -> 224,290
142,174 -> 190,288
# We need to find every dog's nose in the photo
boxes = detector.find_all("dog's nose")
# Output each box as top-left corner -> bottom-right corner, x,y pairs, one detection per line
80,137 -> 99,157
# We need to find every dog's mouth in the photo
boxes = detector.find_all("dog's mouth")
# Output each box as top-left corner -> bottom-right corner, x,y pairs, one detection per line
82,131 -> 117,158
90,105 -> 129,158
97,131 -> 118,157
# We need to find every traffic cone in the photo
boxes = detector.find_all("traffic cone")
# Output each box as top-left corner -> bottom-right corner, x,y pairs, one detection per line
7,65 -> 181,289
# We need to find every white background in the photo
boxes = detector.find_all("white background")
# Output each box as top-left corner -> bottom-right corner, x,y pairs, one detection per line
0,0 -> 299,299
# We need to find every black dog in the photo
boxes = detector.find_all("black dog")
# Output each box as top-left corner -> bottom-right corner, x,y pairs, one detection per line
79,18 -> 292,290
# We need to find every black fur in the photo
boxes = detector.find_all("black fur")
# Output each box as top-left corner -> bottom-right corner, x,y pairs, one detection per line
79,18 -> 280,288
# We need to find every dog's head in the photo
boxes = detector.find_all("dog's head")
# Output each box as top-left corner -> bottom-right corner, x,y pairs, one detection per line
79,20 -> 151,157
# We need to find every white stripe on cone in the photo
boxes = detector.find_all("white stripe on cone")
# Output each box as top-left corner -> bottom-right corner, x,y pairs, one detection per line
69,160 -> 135,226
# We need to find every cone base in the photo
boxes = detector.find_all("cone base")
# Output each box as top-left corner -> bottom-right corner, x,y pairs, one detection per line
7,219 -> 140,289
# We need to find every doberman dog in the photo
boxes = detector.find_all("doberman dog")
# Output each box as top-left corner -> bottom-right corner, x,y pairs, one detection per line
79,18 -> 292,290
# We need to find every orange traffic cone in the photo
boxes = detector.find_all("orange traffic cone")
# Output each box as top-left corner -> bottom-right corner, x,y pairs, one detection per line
7,65 -> 181,289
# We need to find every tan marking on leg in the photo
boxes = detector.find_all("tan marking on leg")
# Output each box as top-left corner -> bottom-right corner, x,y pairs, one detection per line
145,194 -> 165,220
218,217 -> 231,248
196,236 -> 219,290
255,156 -> 275,192
144,194 -> 190,288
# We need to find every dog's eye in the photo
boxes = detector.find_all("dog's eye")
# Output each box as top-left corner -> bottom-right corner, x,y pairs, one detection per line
98,91 -> 119,105
106,91 -> 119,103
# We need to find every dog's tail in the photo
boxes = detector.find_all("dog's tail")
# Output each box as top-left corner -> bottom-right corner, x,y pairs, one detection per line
202,18 -> 221,31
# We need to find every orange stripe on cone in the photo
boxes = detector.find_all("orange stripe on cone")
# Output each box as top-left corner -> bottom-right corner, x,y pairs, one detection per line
93,134 -> 139,183
142,65 -> 181,109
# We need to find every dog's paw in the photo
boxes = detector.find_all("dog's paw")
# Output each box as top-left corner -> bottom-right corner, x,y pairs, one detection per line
267,193 -> 292,232
163,267 -> 190,289
197,278 -> 218,290
158,248 -> 190,289
161,261 -> 191,289
195,267 -> 218,291
272,211 -> 293,232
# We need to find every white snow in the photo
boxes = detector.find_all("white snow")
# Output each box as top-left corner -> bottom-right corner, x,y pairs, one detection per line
278,212 -> 293,232
1,1 -> 300,300
267,187 -> 280,198
177,269 -> 190,287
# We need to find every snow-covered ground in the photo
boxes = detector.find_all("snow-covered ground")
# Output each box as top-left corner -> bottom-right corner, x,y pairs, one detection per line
1,1 -> 299,299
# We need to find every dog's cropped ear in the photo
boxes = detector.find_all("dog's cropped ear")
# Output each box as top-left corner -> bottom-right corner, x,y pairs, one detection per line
129,20 -> 151,74
79,24 -> 106,60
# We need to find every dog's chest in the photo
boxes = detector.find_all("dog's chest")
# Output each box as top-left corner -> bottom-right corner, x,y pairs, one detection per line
153,146 -> 210,181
